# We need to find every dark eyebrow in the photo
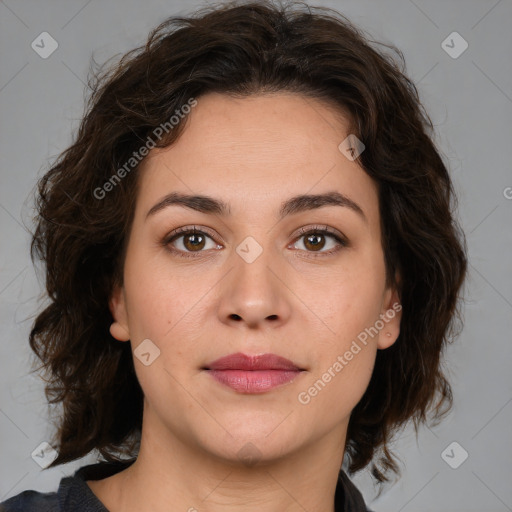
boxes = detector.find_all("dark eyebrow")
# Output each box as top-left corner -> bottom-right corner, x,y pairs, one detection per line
146,191 -> 367,223
279,191 -> 367,223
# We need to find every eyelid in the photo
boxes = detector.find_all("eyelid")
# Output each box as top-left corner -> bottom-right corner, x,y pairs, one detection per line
292,224 -> 346,243
163,225 -> 221,244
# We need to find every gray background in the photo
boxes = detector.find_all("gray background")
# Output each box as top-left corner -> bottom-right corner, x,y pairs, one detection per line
1,0 -> 511,510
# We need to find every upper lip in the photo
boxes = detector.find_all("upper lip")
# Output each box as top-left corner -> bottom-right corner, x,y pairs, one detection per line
204,352 -> 303,371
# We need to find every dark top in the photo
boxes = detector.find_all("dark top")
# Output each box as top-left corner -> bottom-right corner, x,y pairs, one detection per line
0,459 -> 372,511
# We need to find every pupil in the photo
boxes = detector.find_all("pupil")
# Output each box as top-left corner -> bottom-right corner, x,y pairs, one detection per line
306,233 -> 324,251
186,233 -> 204,250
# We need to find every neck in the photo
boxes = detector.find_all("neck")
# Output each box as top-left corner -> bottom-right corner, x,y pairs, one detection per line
92,409 -> 347,512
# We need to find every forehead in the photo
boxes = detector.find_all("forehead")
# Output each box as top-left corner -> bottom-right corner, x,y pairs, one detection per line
137,92 -> 379,227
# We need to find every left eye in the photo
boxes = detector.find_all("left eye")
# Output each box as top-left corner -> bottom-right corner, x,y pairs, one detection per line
291,229 -> 346,254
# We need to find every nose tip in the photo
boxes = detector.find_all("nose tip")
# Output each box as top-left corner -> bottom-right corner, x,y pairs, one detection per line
217,261 -> 291,328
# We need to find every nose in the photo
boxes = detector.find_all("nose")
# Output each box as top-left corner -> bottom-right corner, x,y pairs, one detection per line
216,245 -> 292,330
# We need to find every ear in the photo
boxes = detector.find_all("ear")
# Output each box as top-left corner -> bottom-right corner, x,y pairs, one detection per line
377,279 -> 402,350
109,284 -> 130,342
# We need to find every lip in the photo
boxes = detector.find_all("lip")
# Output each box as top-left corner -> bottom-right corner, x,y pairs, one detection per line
205,352 -> 302,371
202,352 -> 305,394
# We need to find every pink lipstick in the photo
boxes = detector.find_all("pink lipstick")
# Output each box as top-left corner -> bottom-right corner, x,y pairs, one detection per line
203,352 -> 304,393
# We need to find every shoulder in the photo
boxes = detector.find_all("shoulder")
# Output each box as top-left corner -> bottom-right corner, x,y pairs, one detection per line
0,458 -> 135,512
336,469 -> 373,512
0,489 -> 58,511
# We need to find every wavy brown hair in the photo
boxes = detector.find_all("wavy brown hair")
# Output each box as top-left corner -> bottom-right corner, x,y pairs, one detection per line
29,0 -> 467,483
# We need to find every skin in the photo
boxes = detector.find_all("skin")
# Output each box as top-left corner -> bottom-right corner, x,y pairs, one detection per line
87,92 -> 401,512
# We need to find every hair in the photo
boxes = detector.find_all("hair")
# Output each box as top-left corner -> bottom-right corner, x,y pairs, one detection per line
28,0 -> 468,484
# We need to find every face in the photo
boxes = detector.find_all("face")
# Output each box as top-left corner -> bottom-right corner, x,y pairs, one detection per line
109,92 -> 401,465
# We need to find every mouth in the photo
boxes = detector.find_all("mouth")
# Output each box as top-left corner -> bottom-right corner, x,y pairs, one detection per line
202,352 -> 306,394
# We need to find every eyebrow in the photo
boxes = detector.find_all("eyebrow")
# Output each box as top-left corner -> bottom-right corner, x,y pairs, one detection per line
146,191 -> 367,223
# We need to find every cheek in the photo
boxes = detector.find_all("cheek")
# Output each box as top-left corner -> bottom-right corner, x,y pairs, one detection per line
122,268 -> 213,394
296,254 -> 384,408
312,263 -> 385,341
297,335 -> 377,424
123,250 -> 206,339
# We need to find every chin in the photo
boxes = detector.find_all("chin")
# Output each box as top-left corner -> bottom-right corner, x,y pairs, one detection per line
205,435 -> 301,467
190,416 -> 306,463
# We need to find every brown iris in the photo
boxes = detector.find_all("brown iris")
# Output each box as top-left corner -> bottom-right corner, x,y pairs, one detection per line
303,233 -> 326,252
183,232 -> 206,251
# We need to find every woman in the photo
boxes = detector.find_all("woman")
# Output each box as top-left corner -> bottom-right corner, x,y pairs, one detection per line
0,1 -> 467,511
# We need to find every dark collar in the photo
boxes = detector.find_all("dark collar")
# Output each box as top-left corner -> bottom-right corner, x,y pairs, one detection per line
335,469 -> 370,511
59,459 -> 368,512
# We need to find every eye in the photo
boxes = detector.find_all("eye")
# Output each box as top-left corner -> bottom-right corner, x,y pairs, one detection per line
290,225 -> 348,256
162,224 -> 348,259
163,226 -> 221,258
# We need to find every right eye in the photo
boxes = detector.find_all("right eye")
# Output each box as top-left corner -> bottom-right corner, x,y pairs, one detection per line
163,226 -> 222,258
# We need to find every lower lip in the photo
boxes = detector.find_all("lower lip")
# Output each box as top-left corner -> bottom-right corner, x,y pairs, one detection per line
205,369 -> 302,393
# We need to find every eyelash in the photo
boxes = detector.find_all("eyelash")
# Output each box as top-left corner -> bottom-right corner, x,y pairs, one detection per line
162,225 -> 348,259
